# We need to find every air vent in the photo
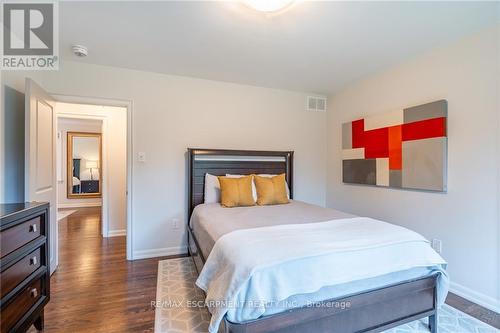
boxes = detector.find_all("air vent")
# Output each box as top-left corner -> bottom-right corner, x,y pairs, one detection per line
306,96 -> 327,112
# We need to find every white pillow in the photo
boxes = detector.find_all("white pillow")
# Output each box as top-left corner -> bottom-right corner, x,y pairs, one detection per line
225,174 -> 290,200
204,173 -> 220,204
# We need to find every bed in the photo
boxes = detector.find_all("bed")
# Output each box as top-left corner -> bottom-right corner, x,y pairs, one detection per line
187,148 -> 448,333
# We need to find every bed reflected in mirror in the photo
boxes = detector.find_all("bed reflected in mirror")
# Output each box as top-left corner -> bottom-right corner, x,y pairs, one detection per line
67,132 -> 102,198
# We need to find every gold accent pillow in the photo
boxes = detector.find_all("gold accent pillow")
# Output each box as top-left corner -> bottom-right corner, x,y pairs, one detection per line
254,174 -> 289,206
217,175 -> 256,208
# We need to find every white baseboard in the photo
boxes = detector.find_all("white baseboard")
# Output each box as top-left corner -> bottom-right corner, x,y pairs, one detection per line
107,229 -> 126,237
133,246 -> 188,260
58,202 -> 102,209
450,281 -> 500,313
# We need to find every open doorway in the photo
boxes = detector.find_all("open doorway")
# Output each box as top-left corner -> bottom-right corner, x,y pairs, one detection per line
11,79 -> 133,275
54,102 -> 128,274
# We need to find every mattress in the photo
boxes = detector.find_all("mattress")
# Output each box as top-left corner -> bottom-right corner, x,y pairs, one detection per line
191,201 -> 448,330
190,200 -> 355,258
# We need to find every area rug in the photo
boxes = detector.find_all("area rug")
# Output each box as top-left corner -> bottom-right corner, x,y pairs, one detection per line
154,258 -> 499,333
57,209 -> 77,221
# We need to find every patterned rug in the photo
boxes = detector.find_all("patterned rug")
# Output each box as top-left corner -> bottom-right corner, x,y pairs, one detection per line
154,258 -> 499,333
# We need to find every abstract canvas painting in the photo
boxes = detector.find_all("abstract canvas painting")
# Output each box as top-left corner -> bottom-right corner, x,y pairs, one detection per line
342,100 -> 447,191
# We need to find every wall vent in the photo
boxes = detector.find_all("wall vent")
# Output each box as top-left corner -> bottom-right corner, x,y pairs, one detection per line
306,96 -> 327,112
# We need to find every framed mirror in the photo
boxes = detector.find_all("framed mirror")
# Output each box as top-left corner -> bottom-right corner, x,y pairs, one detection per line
67,132 -> 102,198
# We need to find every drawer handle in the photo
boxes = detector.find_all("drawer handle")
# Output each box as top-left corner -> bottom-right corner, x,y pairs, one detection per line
29,256 -> 38,266
30,288 -> 38,298
29,224 -> 37,233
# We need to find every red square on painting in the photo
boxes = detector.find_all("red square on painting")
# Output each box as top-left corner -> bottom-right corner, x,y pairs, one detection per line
402,117 -> 446,142
388,125 -> 402,170
351,119 -> 365,148
364,127 -> 389,158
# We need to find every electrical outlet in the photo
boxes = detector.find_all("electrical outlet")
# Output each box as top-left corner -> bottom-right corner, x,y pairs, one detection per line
172,218 -> 180,229
431,239 -> 442,254
138,152 -> 146,162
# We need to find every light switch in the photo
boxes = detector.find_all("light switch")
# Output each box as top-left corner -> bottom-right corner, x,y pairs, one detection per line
431,239 -> 442,254
138,152 -> 146,162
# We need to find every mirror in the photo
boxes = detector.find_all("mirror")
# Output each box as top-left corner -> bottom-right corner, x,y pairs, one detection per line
67,132 -> 102,198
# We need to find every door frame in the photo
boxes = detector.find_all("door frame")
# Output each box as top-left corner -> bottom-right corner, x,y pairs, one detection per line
53,94 -> 133,261
57,114 -> 107,232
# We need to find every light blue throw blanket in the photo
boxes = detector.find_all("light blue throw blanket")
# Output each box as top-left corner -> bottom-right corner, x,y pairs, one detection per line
196,217 -> 449,333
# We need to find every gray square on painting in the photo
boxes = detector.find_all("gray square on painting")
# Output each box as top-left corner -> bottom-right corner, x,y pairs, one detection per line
403,100 -> 447,123
389,170 -> 402,188
342,122 -> 352,149
402,137 -> 447,191
343,159 -> 376,185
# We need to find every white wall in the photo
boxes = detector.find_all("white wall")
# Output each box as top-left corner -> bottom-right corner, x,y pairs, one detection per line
0,70 -> 4,203
57,117 -> 102,208
56,103 -> 127,236
497,22 -> 500,312
326,27 -> 499,311
1,63 -> 327,258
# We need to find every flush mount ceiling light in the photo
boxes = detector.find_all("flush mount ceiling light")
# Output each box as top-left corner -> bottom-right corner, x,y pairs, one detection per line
242,0 -> 295,13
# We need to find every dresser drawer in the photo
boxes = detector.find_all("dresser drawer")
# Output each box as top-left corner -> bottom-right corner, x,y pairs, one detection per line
1,277 -> 43,333
0,217 -> 41,258
1,247 -> 42,298
81,180 -> 99,193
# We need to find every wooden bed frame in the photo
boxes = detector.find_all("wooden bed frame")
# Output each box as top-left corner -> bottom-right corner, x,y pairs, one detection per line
187,148 -> 438,333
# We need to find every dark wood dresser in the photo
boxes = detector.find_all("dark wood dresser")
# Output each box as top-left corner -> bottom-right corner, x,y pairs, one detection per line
0,202 -> 50,333
80,180 -> 99,193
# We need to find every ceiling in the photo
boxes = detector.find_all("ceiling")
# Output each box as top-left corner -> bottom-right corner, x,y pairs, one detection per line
60,1 -> 499,94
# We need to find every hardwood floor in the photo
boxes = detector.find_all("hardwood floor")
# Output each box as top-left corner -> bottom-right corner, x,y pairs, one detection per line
27,207 -> 498,332
28,207 -> 185,333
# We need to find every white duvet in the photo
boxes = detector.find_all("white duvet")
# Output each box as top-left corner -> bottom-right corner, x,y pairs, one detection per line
196,217 -> 449,333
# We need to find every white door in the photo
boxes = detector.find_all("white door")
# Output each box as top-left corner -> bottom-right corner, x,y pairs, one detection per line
25,78 -> 58,275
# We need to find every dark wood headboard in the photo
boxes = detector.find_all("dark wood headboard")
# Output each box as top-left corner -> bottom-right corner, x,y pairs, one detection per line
188,148 -> 294,218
